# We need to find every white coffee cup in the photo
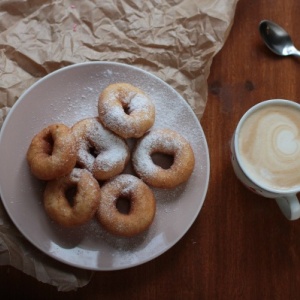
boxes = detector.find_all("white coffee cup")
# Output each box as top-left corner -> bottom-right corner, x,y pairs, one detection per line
231,99 -> 300,220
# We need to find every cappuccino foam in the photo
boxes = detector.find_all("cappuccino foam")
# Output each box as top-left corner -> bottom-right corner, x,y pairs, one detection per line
238,104 -> 300,190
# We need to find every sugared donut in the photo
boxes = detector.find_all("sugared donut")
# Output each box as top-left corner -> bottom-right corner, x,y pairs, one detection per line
98,83 -> 155,139
27,123 -> 77,180
72,117 -> 130,181
132,128 -> 195,189
97,174 -> 156,237
44,168 -> 100,227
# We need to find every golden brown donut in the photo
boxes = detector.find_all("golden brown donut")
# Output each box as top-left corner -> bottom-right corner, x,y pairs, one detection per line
26,123 -> 77,180
97,174 -> 156,237
132,128 -> 195,188
44,168 -> 100,227
98,83 -> 155,139
72,117 -> 130,181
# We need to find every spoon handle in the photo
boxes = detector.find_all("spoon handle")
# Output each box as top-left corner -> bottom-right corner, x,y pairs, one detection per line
293,50 -> 300,57
285,45 -> 300,57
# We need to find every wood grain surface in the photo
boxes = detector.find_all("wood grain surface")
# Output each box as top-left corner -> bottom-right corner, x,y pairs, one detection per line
2,0 -> 300,299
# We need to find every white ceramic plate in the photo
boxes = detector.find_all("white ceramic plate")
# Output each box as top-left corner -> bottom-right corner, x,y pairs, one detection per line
0,62 -> 209,270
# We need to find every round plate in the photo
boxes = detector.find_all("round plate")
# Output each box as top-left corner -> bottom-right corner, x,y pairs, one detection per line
0,62 -> 209,271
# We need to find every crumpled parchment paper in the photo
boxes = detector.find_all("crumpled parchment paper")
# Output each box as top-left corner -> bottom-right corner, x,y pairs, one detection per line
0,0 -> 239,291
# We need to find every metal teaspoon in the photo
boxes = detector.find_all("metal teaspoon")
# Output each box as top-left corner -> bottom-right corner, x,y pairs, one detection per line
259,20 -> 300,57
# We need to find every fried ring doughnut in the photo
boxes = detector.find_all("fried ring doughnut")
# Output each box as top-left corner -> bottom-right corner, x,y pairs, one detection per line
72,117 -> 130,181
26,123 -> 77,180
97,174 -> 156,237
98,83 -> 155,139
132,128 -> 195,188
44,168 -> 100,227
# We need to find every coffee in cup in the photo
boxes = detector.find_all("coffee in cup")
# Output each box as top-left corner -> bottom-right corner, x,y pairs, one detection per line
231,99 -> 300,220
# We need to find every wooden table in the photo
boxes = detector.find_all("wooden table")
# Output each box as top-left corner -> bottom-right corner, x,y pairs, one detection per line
2,0 -> 300,298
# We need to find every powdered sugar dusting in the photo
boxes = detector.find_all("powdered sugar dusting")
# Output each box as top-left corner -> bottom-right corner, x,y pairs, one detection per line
128,94 -> 153,113
97,174 -> 155,238
69,168 -> 82,182
133,129 -> 187,178
99,83 -> 155,138
18,63 -> 209,270
95,148 -> 126,172
72,118 -> 129,177
103,104 -> 127,126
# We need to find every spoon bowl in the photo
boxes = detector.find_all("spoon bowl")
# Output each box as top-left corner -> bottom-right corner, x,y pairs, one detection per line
259,20 -> 300,57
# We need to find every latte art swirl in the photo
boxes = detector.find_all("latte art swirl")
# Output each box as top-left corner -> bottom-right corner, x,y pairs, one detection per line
238,105 -> 300,190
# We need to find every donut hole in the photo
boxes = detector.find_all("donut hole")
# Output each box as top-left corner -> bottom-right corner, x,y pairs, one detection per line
151,152 -> 174,169
88,144 -> 99,158
123,105 -> 131,115
65,185 -> 78,207
43,132 -> 54,155
116,196 -> 131,215
75,162 -> 84,169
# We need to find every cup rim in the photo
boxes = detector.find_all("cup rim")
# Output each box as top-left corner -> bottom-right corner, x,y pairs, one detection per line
234,99 -> 300,195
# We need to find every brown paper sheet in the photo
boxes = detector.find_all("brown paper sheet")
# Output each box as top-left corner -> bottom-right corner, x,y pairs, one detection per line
0,0 -> 239,291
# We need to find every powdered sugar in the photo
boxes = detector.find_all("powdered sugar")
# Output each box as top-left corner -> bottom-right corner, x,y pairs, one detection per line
18,63 -> 209,270
114,173 -> 141,193
98,83 -> 155,138
98,174 -> 156,237
69,168 -> 82,182
133,129 -> 188,178
72,118 -> 129,179
94,148 -> 127,172
127,94 -> 153,113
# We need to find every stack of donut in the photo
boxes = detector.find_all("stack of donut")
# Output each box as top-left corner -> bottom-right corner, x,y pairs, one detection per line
27,82 -> 195,237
